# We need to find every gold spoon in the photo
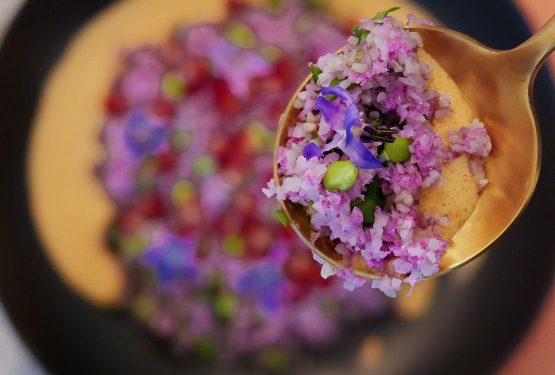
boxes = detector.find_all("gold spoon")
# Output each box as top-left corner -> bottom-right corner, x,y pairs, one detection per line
273,16 -> 555,280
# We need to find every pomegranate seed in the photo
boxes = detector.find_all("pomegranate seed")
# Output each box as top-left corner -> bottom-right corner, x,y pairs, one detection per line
182,59 -> 211,91
151,97 -> 176,119
216,132 -> 252,170
117,208 -> 144,234
235,192 -> 255,214
136,194 -> 165,218
105,90 -> 127,116
156,151 -> 177,173
214,79 -> 240,116
288,283 -> 310,302
227,0 -> 247,12
284,252 -> 314,283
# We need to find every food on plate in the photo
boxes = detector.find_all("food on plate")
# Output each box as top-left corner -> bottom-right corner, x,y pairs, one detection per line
265,10 -> 491,296
96,0 -> 391,370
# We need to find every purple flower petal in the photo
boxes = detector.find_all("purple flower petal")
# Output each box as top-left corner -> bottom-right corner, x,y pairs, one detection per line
237,263 -> 283,312
314,96 -> 344,130
124,111 -> 166,159
317,87 -> 382,169
302,142 -> 324,159
140,234 -> 198,285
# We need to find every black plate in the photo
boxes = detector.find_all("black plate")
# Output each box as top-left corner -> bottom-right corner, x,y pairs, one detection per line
0,1 -> 554,374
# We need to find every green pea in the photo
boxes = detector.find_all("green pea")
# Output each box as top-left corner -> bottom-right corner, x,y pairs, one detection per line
223,233 -> 245,258
225,22 -> 256,49
247,121 -> 274,151
259,347 -> 289,373
383,137 -> 412,163
161,72 -> 186,100
323,160 -> 359,192
261,45 -> 282,62
193,338 -> 217,362
206,270 -> 225,292
171,130 -> 192,152
171,180 -> 195,206
212,292 -> 238,321
266,0 -> 284,12
321,299 -> 342,317
307,0 -> 326,9
192,154 -> 217,176
130,296 -> 156,322
122,235 -> 147,255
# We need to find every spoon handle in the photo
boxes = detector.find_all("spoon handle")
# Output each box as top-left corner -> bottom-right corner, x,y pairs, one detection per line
509,15 -> 555,79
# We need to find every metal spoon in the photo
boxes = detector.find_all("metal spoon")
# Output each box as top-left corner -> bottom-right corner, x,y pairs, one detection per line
273,16 -> 555,280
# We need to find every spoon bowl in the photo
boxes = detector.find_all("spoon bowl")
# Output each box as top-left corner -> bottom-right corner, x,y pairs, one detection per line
274,16 -> 555,279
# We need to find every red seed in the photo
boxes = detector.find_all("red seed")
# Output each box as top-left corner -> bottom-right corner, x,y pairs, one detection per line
273,58 -> 295,85
117,208 -> 143,234
105,90 -> 127,116
216,132 -> 252,170
284,251 -> 314,283
235,192 -> 255,215
136,194 -> 165,219
151,97 -> 176,119
278,225 -> 297,239
215,212 -> 242,234
213,79 -> 241,117
289,283 -> 310,302
243,221 -> 272,259
227,0 -> 247,12
156,151 -> 177,173
182,58 -> 211,91
284,250 -> 332,287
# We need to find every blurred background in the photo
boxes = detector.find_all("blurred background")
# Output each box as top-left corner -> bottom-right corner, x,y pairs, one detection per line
0,0 -> 553,374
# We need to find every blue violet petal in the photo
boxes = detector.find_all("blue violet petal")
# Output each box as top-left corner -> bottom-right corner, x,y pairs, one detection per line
317,86 -> 382,169
302,142 -> 324,159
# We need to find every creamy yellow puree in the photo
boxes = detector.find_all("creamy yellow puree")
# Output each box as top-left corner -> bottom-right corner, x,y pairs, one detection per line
418,49 -> 480,240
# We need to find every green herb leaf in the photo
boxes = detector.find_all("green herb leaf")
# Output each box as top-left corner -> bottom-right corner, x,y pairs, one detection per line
276,210 -> 290,226
358,199 -> 377,225
363,181 -> 386,207
374,7 -> 400,20
352,25 -> 370,45
330,78 -> 343,86
352,182 -> 387,226
350,198 -> 363,207
310,64 -> 323,83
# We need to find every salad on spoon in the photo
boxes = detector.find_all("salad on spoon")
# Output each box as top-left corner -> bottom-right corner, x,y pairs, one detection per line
264,8 -> 500,296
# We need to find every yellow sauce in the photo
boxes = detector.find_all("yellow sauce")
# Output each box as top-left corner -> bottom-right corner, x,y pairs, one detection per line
418,49 -> 480,240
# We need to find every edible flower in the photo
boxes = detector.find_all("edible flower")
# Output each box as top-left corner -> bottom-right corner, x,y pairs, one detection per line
140,233 -> 198,285
315,86 -> 382,169
237,263 -> 283,312
302,141 -> 324,159
123,111 -> 165,159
